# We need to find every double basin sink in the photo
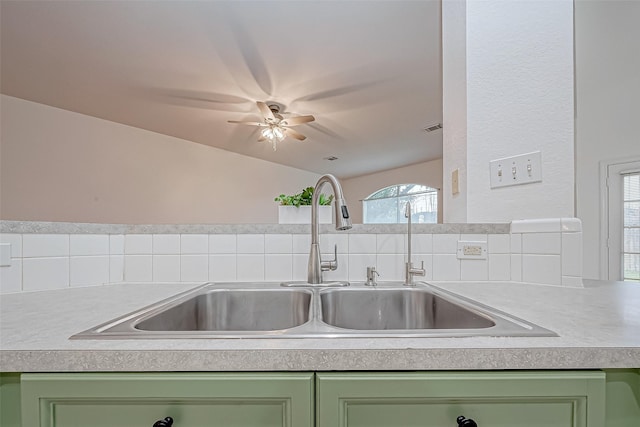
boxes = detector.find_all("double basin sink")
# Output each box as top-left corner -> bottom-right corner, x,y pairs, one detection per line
72,282 -> 555,339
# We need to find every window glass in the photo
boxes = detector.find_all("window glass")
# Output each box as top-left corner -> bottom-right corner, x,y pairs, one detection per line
623,173 -> 640,281
363,184 -> 438,224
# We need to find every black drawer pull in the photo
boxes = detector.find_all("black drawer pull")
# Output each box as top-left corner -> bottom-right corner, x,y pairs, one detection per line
457,415 -> 478,427
153,417 -> 173,427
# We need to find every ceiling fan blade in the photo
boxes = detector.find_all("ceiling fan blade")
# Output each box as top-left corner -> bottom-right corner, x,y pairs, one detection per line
227,120 -> 268,127
280,115 -> 315,127
285,128 -> 307,141
258,134 -> 266,142
256,101 -> 276,121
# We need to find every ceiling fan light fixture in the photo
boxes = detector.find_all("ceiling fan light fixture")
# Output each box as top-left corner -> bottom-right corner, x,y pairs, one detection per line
261,124 -> 286,151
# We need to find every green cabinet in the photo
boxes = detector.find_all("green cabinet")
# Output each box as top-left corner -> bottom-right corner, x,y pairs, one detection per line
20,373 -> 314,427
316,371 -> 606,427
13,370 -> 630,427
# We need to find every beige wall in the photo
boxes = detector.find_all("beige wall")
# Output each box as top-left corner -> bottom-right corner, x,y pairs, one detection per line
575,0 -> 640,279
342,159 -> 443,224
0,95 -> 322,224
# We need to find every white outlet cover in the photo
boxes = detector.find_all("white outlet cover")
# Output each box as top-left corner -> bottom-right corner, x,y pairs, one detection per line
456,241 -> 487,260
490,151 -> 542,188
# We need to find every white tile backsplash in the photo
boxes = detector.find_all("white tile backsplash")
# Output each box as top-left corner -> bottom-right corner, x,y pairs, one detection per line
488,254 -> 511,281
236,254 -> 265,281
124,235 -> 152,255
511,218 -> 562,233
522,233 -> 561,254
265,254 -> 293,281
510,233 -> 522,254
320,233 -> 349,254
411,234 -> 433,254
23,257 -> 69,291
376,254 -> 405,281
109,235 -> 125,255
70,234 -> 109,256
1,218 -> 584,290
292,254 -> 308,281
0,234 -> 22,257
209,234 -> 236,254
433,234 -> 459,254
510,254 -> 522,281
488,234 -> 510,254
109,255 -> 124,283
432,254 -> 461,281
292,234 -> 311,254
236,234 -> 264,254
124,255 -> 152,282
152,255 -> 181,282
562,232 -> 583,277
376,234 -> 405,254
180,255 -> 208,282
209,254 -> 237,281
265,234 -> 292,254
522,254 -> 561,285
153,234 -> 180,255
70,256 -> 109,287
348,234 -> 377,254
23,234 -> 69,257
461,259 -> 489,281
0,258 -> 22,293
180,234 -> 208,254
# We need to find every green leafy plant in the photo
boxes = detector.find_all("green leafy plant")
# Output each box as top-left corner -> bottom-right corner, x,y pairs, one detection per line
274,187 -> 334,207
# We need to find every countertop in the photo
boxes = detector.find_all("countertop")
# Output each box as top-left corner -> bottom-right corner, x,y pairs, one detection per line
1,280 -> 639,372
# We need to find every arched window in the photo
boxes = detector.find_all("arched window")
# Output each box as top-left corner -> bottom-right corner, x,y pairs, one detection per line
363,184 -> 438,224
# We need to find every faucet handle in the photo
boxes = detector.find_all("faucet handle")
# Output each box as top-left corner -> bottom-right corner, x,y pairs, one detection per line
414,260 -> 426,276
321,244 -> 338,272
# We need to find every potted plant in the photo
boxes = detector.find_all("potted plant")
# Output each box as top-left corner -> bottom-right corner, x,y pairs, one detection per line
275,187 -> 334,224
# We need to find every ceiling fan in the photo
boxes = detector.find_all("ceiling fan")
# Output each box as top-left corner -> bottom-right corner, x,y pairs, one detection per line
228,101 -> 315,151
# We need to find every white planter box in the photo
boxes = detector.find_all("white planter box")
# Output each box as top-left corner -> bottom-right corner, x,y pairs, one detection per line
278,206 -> 333,224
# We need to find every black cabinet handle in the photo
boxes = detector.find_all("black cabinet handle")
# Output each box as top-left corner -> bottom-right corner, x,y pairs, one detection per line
457,415 -> 478,427
153,417 -> 173,427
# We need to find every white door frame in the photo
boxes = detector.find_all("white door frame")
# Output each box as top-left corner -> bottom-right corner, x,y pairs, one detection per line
600,156 -> 640,280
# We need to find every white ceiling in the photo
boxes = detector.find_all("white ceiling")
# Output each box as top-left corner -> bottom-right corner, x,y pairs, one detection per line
1,0 -> 442,179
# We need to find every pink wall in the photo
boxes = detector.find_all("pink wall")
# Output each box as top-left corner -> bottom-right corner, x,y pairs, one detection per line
0,96 -> 321,224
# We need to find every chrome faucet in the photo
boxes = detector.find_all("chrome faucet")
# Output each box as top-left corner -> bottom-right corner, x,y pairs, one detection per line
404,201 -> 425,286
308,174 -> 352,284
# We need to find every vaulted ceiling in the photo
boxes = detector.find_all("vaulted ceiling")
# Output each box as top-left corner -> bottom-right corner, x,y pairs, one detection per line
1,0 -> 442,179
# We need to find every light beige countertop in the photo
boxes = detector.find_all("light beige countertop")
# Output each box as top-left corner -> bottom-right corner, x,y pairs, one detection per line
1,280 -> 639,372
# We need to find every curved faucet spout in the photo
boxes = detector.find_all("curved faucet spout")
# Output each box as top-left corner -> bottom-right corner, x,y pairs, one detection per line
308,174 -> 352,284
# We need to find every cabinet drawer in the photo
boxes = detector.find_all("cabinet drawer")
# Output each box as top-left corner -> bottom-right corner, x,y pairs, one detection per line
316,371 -> 605,427
21,373 -> 313,427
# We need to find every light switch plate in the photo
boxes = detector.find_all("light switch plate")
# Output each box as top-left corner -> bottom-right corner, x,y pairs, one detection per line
490,151 -> 542,188
452,169 -> 460,195
0,243 -> 11,267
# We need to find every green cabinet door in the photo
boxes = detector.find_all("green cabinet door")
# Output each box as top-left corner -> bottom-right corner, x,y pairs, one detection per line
21,373 -> 313,427
316,371 -> 606,427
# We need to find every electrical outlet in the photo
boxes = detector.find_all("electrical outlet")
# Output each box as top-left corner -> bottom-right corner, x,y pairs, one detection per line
489,151 -> 542,188
457,241 -> 487,260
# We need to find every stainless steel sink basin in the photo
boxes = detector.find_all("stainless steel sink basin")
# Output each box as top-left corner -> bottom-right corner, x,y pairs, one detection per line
320,288 -> 495,330
136,288 -> 311,332
72,282 -> 555,339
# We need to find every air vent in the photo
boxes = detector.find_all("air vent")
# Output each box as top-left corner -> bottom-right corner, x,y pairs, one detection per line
424,123 -> 442,132
324,156 -> 339,161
